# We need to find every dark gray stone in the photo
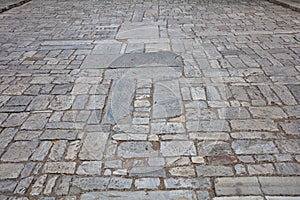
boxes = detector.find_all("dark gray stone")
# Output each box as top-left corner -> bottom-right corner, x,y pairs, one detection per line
109,52 -> 182,68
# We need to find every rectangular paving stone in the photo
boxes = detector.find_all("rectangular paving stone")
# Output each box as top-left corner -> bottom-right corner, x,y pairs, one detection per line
1,112 -> 29,127
21,112 -> 51,130
164,178 -> 210,189
187,120 -> 230,132
153,79 -> 183,119
43,162 -> 76,174
215,177 -> 262,196
196,166 -> 234,177
230,119 -> 278,131
130,167 -> 166,177
117,142 -> 158,158
274,162 -> 300,175
0,181 -> 18,192
213,197 -> 264,200
135,178 -> 160,189
259,177 -> 300,195
232,140 -> 279,154
0,163 -> 24,179
79,132 -> 109,160
92,43 -> 122,55
40,130 -> 78,140
81,190 -> 197,200
161,141 -> 196,156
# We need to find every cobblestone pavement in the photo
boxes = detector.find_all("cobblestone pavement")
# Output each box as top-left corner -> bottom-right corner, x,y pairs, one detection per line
0,0 -> 300,199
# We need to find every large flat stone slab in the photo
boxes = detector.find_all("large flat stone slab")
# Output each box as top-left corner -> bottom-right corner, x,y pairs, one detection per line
103,79 -> 135,124
116,24 -> 159,39
109,52 -> 182,68
104,67 -> 182,79
153,79 -> 183,119
81,190 -> 197,200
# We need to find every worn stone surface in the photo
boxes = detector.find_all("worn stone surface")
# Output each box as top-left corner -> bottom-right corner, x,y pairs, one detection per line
0,0 -> 300,199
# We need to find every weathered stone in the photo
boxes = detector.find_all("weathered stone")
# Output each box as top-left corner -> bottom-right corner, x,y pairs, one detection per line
44,175 -> 58,195
232,140 -> 279,154
81,190 -> 197,200
169,166 -> 195,177
161,141 -> 196,156
135,178 -> 160,189
40,130 -> 78,140
196,166 -> 234,177
82,54 -> 120,69
30,174 -> 47,196
0,181 -> 18,192
21,112 -> 51,130
110,52 -> 182,68
1,140 -> 38,162
275,163 -> 300,175
1,112 -> 29,127
275,139 -> 300,153
249,106 -> 287,119
56,176 -> 72,195
0,128 -> 17,149
103,79 -> 135,124
43,162 -> 76,174
30,141 -> 52,161
215,177 -> 262,196
48,140 -> 67,161
259,177 -> 300,195
130,167 -> 166,177
152,79 -> 183,119
92,43 -> 122,55
79,132 -> 109,160
151,122 -> 185,134
49,95 -> 74,110
164,178 -> 210,189
118,142 -> 158,158
14,176 -> 34,194
76,161 -> 102,175
197,141 -> 232,156
218,107 -> 250,119
187,120 -> 230,132
248,164 -> 275,175
280,120 -> 300,136
116,24 -> 159,39
230,119 -> 278,131
112,133 -> 147,141
27,95 -> 52,111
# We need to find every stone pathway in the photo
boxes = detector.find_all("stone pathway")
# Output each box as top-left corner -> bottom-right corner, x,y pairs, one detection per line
0,0 -> 300,199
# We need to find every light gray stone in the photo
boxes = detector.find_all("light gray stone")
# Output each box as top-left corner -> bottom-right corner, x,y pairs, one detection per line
48,140 -> 67,161
153,79 -> 183,119
164,178 -> 210,189
249,106 -> 287,119
230,119 -> 278,131
79,132 -> 109,160
151,122 -> 185,134
187,120 -> 230,132
161,141 -> 196,156
76,161 -> 102,175
30,141 -> 52,161
0,181 -> 18,192
135,178 -> 160,189
41,129 -> 78,140
130,167 -> 166,177
49,95 -> 74,110
232,140 -> 279,154
116,24 -> 159,39
43,162 -> 76,174
117,142 -> 158,158
1,112 -> 29,127
103,79 -> 135,124
259,177 -> 300,195
196,166 -> 234,177
1,140 -> 38,162
275,163 -> 300,175
81,190 -> 197,200
280,120 -> 300,136
14,176 -> 34,194
215,177 -> 262,196
110,52 -> 182,68
197,141 -> 232,156
81,54 -> 120,69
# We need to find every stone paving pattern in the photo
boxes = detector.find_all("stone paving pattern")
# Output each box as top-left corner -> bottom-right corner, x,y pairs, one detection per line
0,0 -> 300,199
